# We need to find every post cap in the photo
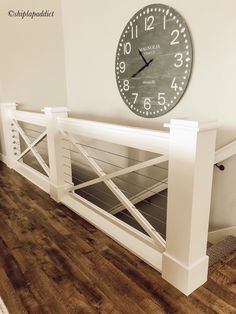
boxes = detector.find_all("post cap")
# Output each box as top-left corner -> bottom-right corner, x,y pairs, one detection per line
164,119 -> 220,132
42,107 -> 70,113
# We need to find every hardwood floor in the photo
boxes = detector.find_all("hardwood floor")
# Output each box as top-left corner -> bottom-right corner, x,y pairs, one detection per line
0,161 -> 235,314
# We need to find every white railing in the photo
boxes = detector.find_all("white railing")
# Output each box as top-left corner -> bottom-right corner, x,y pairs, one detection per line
215,140 -> 236,164
0,103 -> 218,296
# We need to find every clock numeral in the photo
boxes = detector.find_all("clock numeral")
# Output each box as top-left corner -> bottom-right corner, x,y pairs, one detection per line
119,62 -> 126,73
131,25 -> 138,39
158,93 -> 166,106
170,29 -> 180,45
174,53 -> 183,68
144,98 -> 151,110
145,16 -> 154,31
124,42 -> 131,55
132,93 -> 138,104
171,77 -> 178,91
123,79 -> 130,91
163,15 -> 166,30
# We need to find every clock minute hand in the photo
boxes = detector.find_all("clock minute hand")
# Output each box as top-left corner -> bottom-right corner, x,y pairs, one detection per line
131,58 -> 153,78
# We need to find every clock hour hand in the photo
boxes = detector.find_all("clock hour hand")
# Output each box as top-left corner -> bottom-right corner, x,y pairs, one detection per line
138,49 -> 149,65
131,58 -> 153,78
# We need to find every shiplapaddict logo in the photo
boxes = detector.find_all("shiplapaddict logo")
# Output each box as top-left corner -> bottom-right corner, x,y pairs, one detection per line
8,10 -> 55,19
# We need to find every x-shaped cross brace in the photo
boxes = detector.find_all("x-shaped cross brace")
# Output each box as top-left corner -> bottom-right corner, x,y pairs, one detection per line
63,131 -> 166,249
12,119 -> 50,176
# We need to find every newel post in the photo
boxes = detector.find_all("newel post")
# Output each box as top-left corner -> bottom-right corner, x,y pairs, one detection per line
0,103 -> 20,168
162,119 -> 218,295
43,107 -> 72,202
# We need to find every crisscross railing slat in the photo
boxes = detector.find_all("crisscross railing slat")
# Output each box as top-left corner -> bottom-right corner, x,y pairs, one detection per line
16,130 -> 47,161
64,131 -> 166,249
68,154 -> 168,192
12,119 -> 50,176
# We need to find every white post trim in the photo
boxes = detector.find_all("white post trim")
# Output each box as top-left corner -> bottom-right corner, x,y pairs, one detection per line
43,107 -> 73,202
162,119 -> 218,296
0,103 -> 20,168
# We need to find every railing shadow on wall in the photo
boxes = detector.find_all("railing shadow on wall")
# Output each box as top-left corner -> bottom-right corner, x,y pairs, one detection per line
0,103 -> 218,296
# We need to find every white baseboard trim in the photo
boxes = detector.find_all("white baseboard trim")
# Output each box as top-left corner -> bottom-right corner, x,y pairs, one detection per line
0,297 -> 9,314
208,226 -> 236,244
13,161 -> 50,194
62,193 -> 163,271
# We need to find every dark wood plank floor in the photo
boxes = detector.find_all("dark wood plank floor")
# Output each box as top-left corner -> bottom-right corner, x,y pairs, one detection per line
0,161 -> 235,314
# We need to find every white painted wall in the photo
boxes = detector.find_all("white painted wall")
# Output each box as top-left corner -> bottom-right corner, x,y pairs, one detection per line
0,0 -> 66,110
211,155 -> 236,230
61,0 -> 236,230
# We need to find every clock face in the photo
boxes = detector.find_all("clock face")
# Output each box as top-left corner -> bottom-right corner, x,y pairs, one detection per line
115,4 -> 193,118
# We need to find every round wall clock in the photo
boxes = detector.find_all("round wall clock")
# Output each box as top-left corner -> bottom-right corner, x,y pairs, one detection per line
115,4 -> 193,118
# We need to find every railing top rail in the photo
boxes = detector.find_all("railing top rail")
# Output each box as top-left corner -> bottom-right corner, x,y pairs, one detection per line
12,110 -> 46,127
58,117 -> 170,155
215,140 -> 236,164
